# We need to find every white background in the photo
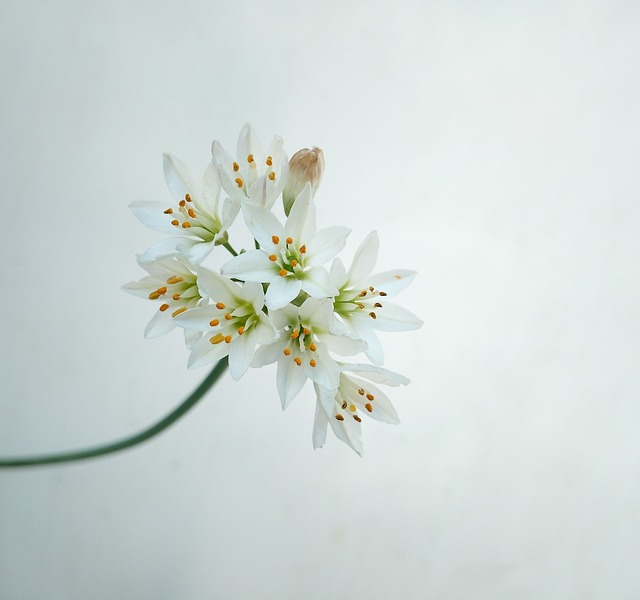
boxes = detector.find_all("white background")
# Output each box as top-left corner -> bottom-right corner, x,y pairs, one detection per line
1,1 -> 639,598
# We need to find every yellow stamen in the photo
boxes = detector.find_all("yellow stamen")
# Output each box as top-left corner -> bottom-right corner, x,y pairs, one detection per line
291,329 -> 299,339
268,172 -> 276,181
272,235 -> 280,244
209,319 -> 219,327
266,156 -> 273,166
335,414 -> 344,421
235,177 -> 243,188
225,313 -> 233,320
342,401 -> 348,410
290,259 -> 298,267
369,312 -> 377,319
210,333 -> 225,344
268,254 -> 277,261
171,219 -> 180,226
286,237 -> 293,244
309,342 -> 316,352
179,199 -> 186,207
233,162 -> 240,172
188,208 -> 196,218
349,404 -> 356,412
374,302 -> 382,308
237,326 -> 245,335
358,388 -> 365,396
159,303 -> 169,312
172,293 -> 181,301
224,335 -> 232,343
247,153 -> 254,163
185,193 -> 192,202
278,269 -> 288,277
283,348 -> 291,356
366,393 -> 374,401
365,403 -> 373,412
216,302 -> 225,310
164,208 -> 173,214
358,290 -> 367,297
309,359 -> 317,367
167,276 -> 183,284
172,307 -> 187,317
353,415 -> 362,422
293,357 -> 302,366
379,291 -> 388,296
181,222 -> 191,228
299,245 -> 306,254
303,327 -> 311,335
369,286 -> 375,292
148,291 -> 161,300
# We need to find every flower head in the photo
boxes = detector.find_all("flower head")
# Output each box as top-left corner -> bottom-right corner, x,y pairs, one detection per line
174,268 -> 275,379
313,364 -> 409,456
330,231 -> 423,365
121,256 -> 203,347
212,123 -> 288,209
130,154 -> 239,264
221,186 -> 350,309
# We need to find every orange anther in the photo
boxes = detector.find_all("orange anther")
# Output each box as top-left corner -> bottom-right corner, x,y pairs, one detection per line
268,172 -> 275,181
159,303 -> 169,312
286,237 -> 293,244
233,162 -> 240,172
235,177 -> 243,188
172,307 -> 187,317
283,348 -> 291,356
365,403 -> 373,412
269,254 -> 277,261
309,359 -> 317,367
164,208 -> 173,214
299,245 -> 306,253
209,319 -> 220,327
278,269 -> 288,277
266,156 -> 273,166
293,357 -> 302,366
216,302 -> 225,310
272,235 -> 280,244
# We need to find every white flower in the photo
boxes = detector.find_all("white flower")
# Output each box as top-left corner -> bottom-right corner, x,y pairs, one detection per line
252,298 -> 366,409
330,231 -> 423,365
212,123 -> 289,209
312,363 -> 410,456
221,185 -> 350,310
121,256 -> 204,348
130,154 -> 239,264
174,268 -> 274,380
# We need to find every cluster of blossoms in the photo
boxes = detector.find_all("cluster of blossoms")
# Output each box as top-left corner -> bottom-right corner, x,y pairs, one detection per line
123,124 -> 422,455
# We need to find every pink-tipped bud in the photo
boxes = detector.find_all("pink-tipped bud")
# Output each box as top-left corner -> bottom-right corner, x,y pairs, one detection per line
283,146 -> 325,215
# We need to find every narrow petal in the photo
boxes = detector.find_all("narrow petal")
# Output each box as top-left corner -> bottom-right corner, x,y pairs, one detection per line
305,226 -> 351,267
347,231 -> 379,287
265,276 -> 302,310
228,329 -> 256,380
347,315 -> 385,365
182,240 -> 214,265
316,333 -> 367,356
328,411 -> 363,456
352,378 -> 400,425
163,153 -> 196,202
121,276 -> 157,298
195,267 -> 239,305
174,305 -> 218,331
144,310 -> 176,338
242,202 -> 285,249
183,329 -> 202,350
221,250 -> 277,282
130,201 -> 180,234
301,267 -> 339,298
252,341 -> 283,367
368,270 -> 418,296
138,237 -> 187,262
284,185 -> 315,242
312,395 -> 330,450
341,363 -> 410,387
199,162 -> 221,216
187,334 -> 230,369
220,197 -> 240,232
370,302 -> 424,332
329,258 -> 348,289
237,123 -> 264,166
277,358 -> 307,409
298,297 -> 334,330
303,344 -> 340,391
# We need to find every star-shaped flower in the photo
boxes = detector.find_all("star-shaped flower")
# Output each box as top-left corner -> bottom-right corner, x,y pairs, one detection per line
174,268 -> 274,380
212,123 -> 289,209
330,231 -> 423,365
221,185 -> 349,310
130,154 -> 239,264
313,363 -> 410,456
121,256 -> 204,348
252,298 -> 365,409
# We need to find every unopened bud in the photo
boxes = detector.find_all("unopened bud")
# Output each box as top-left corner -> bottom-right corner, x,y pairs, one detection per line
283,146 -> 325,216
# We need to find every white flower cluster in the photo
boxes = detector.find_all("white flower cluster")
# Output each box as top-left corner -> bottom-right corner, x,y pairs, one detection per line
123,124 -> 422,455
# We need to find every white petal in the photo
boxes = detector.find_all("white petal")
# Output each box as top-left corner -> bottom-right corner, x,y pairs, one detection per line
340,363 -> 410,387
129,201 -> 180,234
183,329 -> 202,350
196,268 -> 239,305
121,276 -> 157,298
163,153 -> 196,202
182,240 -> 214,265
347,315 -> 385,365
371,301 -> 423,332
347,231 -> 379,287
242,202 -> 285,249
328,409 -> 363,456
174,305 -> 218,331
312,394 -> 330,450
305,226 -> 351,267
220,196 -> 240,231
228,329 -> 256,380
301,267 -> 339,298
199,162 -> 221,216
254,317 -> 277,345
368,270 -> 417,296
277,358 -> 307,409
138,237 -> 188,262
298,297 -> 334,330
316,333 -> 366,356
237,122 -> 264,166
351,378 -> 400,425
252,341 -> 283,367
285,185 -> 315,242
303,344 -> 340,390
268,304 -> 298,331
329,258 -> 348,289
187,334 -> 230,369
221,251 -> 277,282
144,309 -> 176,338
265,276 -> 302,310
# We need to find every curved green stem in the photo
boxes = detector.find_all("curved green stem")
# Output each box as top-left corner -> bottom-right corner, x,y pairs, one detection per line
223,242 -> 238,257
0,358 -> 228,468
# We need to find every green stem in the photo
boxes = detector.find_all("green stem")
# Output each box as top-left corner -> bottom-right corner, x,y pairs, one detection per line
223,242 -> 238,257
0,358 -> 228,468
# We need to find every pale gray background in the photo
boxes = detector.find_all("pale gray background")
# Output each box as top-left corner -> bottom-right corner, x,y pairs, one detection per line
1,1 -> 639,598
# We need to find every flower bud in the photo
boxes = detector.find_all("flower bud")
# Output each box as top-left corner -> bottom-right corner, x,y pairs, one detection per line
282,147 -> 325,216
